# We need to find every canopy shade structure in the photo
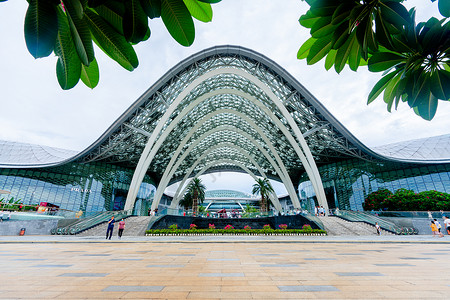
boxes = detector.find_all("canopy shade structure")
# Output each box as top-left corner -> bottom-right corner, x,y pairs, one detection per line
2,46 -> 449,213
72,46 -> 385,185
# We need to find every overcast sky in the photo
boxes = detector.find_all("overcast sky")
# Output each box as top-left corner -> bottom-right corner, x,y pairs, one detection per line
1,0 -> 449,195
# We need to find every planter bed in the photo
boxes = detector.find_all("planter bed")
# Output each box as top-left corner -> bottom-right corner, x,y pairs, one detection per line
145,229 -> 327,236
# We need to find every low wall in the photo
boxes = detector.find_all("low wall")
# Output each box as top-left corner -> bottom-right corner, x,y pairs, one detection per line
150,214 -> 319,230
0,220 -> 59,236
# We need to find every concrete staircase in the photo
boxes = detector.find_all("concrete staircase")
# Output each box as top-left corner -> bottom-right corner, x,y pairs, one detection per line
77,216 -> 152,237
320,216 -> 394,236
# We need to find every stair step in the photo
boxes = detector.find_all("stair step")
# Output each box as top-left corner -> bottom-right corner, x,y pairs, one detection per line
319,216 -> 393,236
77,216 -> 152,236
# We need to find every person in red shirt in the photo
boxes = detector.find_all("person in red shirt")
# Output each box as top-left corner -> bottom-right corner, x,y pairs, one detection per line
118,219 -> 125,239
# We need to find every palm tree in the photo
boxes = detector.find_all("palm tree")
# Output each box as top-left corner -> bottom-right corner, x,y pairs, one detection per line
185,178 -> 206,215
179,191 -> 193,211
252,178 -> 274,213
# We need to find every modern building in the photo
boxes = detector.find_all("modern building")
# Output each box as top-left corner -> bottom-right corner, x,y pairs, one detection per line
1,46 -> 449,215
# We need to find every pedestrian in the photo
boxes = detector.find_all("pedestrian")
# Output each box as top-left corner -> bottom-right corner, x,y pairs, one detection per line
427,210 -> 433,219
106,216 -> 115,240
118,219 -> 125,239
443,216 -> 450,235
430,220 -> 443,237
375,222 -> 381,235
0,210 -> 3,222
434,218 -> 443,234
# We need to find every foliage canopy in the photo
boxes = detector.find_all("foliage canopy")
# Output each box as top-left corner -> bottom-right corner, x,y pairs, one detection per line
298,0 -> 450,120
12,0 -> 221,90
252,178 -> 274,213
363,188 -> 450,211
181,177 -> 206,213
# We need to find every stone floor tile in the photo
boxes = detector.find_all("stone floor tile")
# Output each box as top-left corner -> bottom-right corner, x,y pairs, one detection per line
251,291 -> 319,299
163,285 -> 221,292
187,291 -> 253,299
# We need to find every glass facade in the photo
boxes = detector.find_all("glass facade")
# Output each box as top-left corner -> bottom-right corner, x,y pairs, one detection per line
0,162 -> 155,216
298,159 -> 450,212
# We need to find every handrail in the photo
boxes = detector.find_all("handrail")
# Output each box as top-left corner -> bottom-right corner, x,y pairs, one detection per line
303,215 -> 325,231
51,210 -> 133,235
333,210 -> 416,235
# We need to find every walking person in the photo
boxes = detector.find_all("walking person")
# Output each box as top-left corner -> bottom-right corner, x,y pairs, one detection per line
434,219 -> 443,235
118,219 -> 125,239
106,216 -> 115,240
430,220 -> 443,237
375,222 -> 381,235
443,216 -> 450,235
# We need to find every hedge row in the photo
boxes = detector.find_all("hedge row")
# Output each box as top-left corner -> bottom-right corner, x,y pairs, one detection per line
363,188 -> 450,211
145,229 -> 327,235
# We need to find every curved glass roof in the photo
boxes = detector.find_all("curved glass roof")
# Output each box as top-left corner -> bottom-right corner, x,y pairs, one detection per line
0,140 -> 77,167
1,46 -> 449,185
372,134 -> 450,163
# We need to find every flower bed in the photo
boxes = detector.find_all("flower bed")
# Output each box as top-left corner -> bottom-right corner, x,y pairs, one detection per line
145,228 -> 327,236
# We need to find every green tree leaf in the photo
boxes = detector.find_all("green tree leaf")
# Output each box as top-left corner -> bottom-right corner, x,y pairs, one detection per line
310,0 -> 338,17
123,0 -> 149,43
161,0 -> 195,46
85,9 -> 139,71
55,6 -> 82,90
430,70 -> 450,100
334,31 -> 356,73
347,36 -> 361,71
368,52 -> 404,72
297,37 -> 316,59
183,0 -> 212,23
367,71 -> 398,104
332,22 -> 350,49
331,3 -> 352,25
197,0 -> 221,3
63,0 -> 95,66
379,1 -> 411,31
311,16 -> 335,38
414,93 -> 438,121
307,36 -> 332,65
375,10 -> 394,50
88,0 -> 108,7
80,58 -> 100,88
324,49 -> 336,71
299,10 -> 320,28
140,0 -> 161,19
407,72 -> 430,108
93,1 -> 125,34
383,72 -> 402,112
438,0 -> 450,18
24,0 -> 58,58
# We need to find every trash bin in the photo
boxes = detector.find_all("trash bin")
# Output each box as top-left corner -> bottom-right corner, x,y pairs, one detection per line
19,228 -> 26,236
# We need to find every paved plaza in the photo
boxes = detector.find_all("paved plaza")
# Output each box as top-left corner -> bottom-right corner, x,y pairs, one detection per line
0,236 -> 449,299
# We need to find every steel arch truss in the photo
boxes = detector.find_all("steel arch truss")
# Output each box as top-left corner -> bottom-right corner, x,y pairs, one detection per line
71,46 -> 390,212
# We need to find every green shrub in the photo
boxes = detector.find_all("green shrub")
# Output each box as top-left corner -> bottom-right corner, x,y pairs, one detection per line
146,228 -> 327,235
363,189 -> 450,211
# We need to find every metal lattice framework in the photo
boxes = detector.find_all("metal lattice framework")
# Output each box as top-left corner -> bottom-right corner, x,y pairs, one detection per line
69,45 -> 390,211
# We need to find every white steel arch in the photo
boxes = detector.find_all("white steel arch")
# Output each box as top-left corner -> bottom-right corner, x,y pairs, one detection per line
152,133 -> 288,210
171,143 -> 284,207
151,115 -> 300,211
158,142 -> 284,209
171,158 -> 280,211
125,68 -> 328,212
